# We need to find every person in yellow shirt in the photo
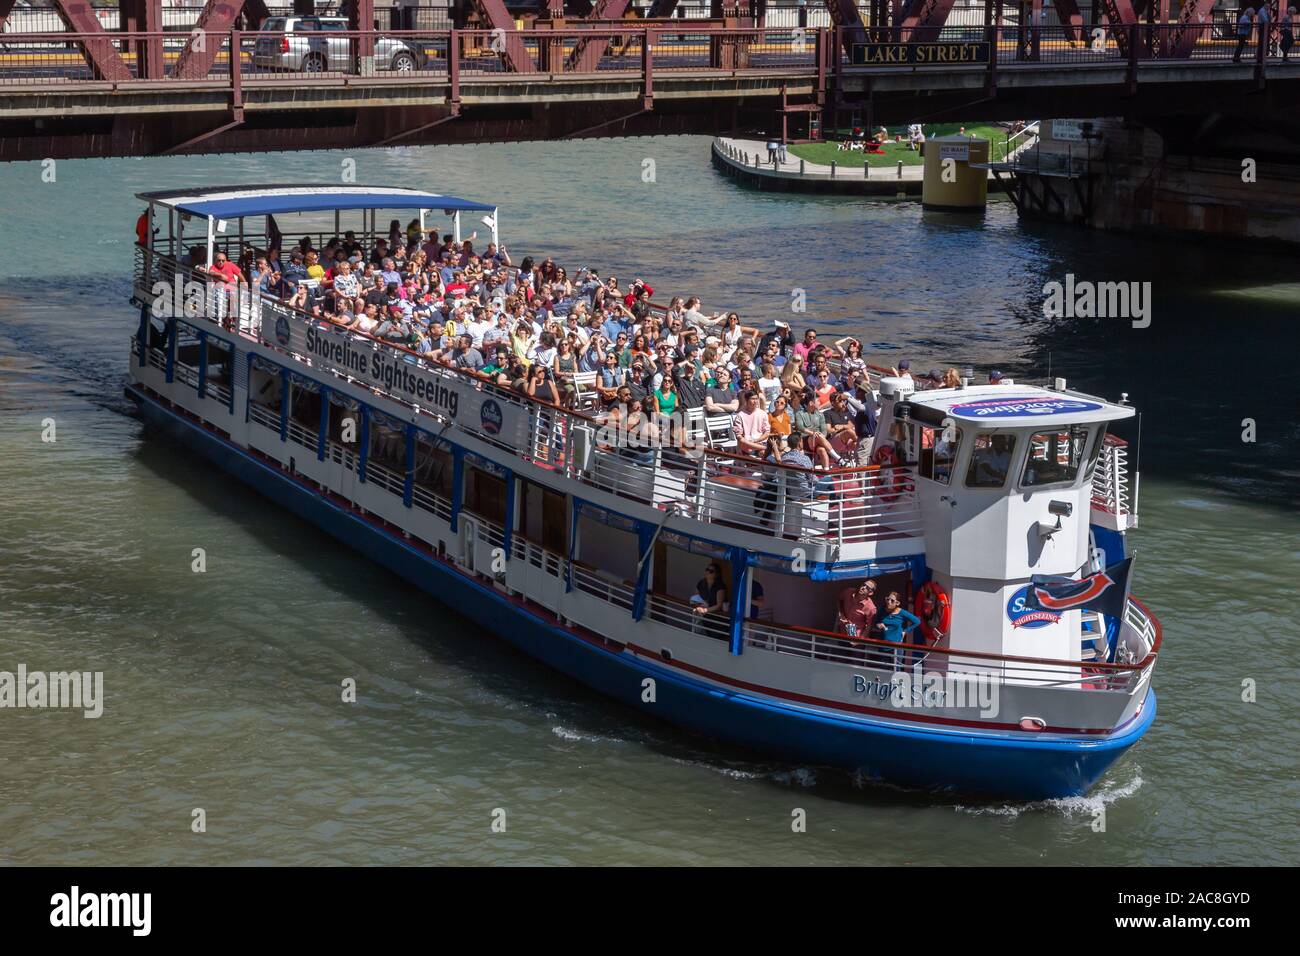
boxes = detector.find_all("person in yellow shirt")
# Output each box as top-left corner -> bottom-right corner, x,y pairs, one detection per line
304,250 -> 325,281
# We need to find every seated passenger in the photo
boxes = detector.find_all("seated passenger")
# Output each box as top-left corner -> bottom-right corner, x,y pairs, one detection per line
691,563 -> 728,622
732,389 -> 771,457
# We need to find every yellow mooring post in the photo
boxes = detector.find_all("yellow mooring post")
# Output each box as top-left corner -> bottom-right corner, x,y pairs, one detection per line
921,135 -> 990,211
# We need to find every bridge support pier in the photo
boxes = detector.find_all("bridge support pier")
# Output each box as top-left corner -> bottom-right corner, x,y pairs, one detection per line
1010,117 -> 1300,247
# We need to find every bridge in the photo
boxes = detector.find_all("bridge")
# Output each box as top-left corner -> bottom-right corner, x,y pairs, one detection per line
1,1 -> 1297,161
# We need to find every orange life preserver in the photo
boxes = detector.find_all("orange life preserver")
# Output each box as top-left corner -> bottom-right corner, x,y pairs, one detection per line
872,444 -> 912,502
914,581 -> 951,644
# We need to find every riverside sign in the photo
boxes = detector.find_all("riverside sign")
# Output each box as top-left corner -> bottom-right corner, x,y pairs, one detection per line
850,42 -> 990,65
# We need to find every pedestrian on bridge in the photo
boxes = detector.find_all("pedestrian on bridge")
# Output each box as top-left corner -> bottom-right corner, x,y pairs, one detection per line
1283,7 -> 1296,60
1258,2 -> 1273,57
1234,7 -> 1255,62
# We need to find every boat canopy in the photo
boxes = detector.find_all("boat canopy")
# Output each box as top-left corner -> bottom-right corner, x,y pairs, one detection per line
136,185 -> 496,220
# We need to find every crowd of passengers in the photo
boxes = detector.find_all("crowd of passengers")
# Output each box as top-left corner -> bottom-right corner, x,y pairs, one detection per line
189,219 -> 1006,475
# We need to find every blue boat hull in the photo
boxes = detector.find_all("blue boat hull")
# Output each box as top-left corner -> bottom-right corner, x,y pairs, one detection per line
129,385 -> 1156,801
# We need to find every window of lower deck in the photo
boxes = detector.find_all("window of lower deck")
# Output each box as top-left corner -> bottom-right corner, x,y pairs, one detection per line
1020,426 -> 1090,489
964,434 -> 1016,489
205,338 -> 234,390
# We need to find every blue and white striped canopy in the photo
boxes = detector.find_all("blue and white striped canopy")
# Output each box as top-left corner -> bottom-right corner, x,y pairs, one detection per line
137,185 -> 495,220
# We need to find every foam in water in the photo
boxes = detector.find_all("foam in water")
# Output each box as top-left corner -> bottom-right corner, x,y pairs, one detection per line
954,765 -> 1144,818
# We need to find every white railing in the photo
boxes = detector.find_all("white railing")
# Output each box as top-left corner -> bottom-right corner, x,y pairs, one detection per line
570,563 -> 636,613
132,245 -> 923,557
1090,434 -> 1135,527
646,590 -> 730,643
249,400 -> 279,431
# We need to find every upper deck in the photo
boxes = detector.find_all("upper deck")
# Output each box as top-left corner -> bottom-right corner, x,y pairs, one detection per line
128,184 -> 1134,564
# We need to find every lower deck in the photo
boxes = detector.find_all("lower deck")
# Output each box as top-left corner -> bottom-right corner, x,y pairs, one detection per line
127,323 -> 1160,741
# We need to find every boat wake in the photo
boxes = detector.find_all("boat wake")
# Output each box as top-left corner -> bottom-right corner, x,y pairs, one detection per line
953,765 -> 1144,818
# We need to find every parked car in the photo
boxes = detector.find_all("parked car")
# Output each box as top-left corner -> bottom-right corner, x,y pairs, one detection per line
252,16 -> 434,73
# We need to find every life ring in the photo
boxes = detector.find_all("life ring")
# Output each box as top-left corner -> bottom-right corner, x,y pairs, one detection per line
872,444 -> 912,502
914,581 -> 951,643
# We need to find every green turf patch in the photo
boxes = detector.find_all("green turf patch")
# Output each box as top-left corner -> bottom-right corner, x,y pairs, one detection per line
789,123 -> 1018,168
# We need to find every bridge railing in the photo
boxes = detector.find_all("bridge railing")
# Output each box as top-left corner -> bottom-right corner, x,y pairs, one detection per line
0,23 -> 1274,87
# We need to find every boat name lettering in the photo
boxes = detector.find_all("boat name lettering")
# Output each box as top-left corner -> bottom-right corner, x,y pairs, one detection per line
303,325 -> 459,418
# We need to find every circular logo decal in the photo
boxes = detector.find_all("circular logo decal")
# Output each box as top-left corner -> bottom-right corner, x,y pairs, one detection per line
1006,585 -> 1062,629
274,314 -> 291,347
950,397 -> 1102,419
480,399 -> 503,435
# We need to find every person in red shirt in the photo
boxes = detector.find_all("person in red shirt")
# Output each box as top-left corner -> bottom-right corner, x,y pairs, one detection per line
837,580 -> 878,639
206,250 -> 244,288
623,278 -> 653,309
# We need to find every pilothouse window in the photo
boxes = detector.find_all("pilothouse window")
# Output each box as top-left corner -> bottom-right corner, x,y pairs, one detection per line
1021,427 -> 1089,488
918,424 -> 961,486
965,434 -> 1016,489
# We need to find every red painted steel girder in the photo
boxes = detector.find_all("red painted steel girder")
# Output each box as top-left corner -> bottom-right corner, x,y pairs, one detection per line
1052,0 -> 1086,44
646,0 -> 681,16
823,0 -> 867,51
50,0 -> 134,81
897,0 -> 960,41
1168,0 -> 1220,58
173,1 -> 247,80
467,0 -> 538,72
1095,0 -> 1139,55
566,0 -> 635,73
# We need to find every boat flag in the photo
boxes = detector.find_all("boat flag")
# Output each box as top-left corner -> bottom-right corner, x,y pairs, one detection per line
1025,558 -> 1133,619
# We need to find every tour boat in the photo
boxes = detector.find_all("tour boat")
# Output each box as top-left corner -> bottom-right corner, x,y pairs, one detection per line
125,185 -> 1160,800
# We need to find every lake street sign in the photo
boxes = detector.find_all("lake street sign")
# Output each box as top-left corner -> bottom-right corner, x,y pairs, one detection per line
851,42 -> 991,66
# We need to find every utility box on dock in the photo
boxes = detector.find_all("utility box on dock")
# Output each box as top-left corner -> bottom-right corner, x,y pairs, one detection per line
921,136 -> 989,211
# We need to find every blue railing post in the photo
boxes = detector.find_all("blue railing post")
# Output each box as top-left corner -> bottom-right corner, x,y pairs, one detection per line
165,319 -> 176,384
728,546 -> 749,656
631,520 -> 655,621
136,306 -> 148,367
197,330 -> 208,399
317,386 -> 330,461
501,470 -> 516,559
358,405 -> 370,484
403,424 -> 416,508
279,368 -> 290,441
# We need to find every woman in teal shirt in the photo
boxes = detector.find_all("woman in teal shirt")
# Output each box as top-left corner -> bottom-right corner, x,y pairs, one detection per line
872,591 -> 922,669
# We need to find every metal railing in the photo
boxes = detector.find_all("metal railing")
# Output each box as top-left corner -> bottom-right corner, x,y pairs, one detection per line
133,245 -> 923,555
1,21 -> 1277,88
1090,433 -> 1133,522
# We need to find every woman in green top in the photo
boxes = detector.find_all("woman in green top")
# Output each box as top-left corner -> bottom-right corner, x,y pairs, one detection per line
654,376 -> 678,416
790,388 -> 842,468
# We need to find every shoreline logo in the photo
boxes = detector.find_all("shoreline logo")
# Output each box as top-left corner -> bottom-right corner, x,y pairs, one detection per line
1042,273 -> 1152,328
50,886 -> 151,936
1006,586 -> 1062,629
480,398 -> 503,436
0,665 -> 103,718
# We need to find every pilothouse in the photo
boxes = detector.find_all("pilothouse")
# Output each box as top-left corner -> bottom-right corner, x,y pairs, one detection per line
125,184 -> 1160,799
